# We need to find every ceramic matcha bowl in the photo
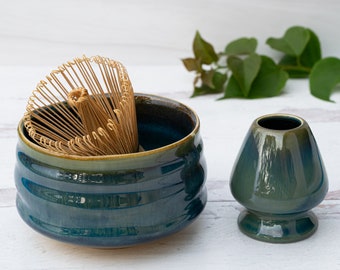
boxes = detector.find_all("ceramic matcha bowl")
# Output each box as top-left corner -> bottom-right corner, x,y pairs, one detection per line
15,93 -> 207,248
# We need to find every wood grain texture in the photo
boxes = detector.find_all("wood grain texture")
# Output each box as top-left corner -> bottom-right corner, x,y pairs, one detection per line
1,201 -> 339,270
1,0 -> 340,66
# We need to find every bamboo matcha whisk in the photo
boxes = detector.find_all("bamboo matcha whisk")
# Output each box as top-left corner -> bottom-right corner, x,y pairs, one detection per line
24,55 -> 139,156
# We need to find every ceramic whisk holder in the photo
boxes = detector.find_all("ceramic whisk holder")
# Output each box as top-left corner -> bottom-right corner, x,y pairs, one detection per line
15,93 -> 207,248
230,113 -> 328,243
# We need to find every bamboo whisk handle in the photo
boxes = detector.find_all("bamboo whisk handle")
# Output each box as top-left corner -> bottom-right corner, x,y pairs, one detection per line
68,87 -> 90,107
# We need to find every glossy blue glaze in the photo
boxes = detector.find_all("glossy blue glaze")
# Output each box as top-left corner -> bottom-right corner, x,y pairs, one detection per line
230,114 -> 328,243
15,94 -> 207,247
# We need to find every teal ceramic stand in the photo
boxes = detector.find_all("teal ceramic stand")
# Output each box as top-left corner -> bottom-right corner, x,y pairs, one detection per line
238,210 -> 318,243
230,114 -> 328,243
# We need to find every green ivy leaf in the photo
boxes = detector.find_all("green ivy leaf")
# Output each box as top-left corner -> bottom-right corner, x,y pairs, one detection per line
227,53 -> 262,97
192,69 -> 227,97
222,55 -> 288,99
193,31 -> 218,65
277,55 -> 310,78
266,26 -> 310,56
267,26 -> 322,78
309,57 -> 340,101
220,75 -> 244,99
299,29 -> 322,68
192,84 -> 222,97
248,56 -> 289,98
182,58 -> 202,72
277,28 -> 321,78
212,71 -> 228,91
201,69 -> 215,88
225,37 -> 257,55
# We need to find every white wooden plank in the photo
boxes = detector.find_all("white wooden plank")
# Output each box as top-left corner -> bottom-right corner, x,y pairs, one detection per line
0,201 -> 339,270
1,0 -> 340,66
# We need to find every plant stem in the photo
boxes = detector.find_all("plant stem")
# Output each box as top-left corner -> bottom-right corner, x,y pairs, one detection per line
279,64 -> 312,73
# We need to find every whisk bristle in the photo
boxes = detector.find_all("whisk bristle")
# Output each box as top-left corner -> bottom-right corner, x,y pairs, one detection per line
24,55 -> 139,156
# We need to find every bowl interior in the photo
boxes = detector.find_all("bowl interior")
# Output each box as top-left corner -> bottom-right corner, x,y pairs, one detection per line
22,93 -> 198,155
135,94 -> 197,150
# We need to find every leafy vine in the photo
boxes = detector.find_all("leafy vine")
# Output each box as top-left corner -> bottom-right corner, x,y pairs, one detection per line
182,26 -> 340,102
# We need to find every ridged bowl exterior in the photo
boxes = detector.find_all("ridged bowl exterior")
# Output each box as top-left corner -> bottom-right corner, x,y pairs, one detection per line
15,94 -> 207,247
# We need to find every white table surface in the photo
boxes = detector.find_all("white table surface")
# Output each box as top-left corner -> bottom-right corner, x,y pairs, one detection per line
1,65 -> 340,270
1,1 -> 340,269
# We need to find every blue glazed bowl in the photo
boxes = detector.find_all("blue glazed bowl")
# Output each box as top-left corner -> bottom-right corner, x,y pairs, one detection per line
15,93 -> 207,248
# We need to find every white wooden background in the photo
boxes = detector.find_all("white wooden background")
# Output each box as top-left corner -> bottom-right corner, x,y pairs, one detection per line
1,1 -> 340,269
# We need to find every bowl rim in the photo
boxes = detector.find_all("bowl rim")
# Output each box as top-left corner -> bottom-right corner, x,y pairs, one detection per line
254,113 -> 306,132
18,93 -> 200,161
